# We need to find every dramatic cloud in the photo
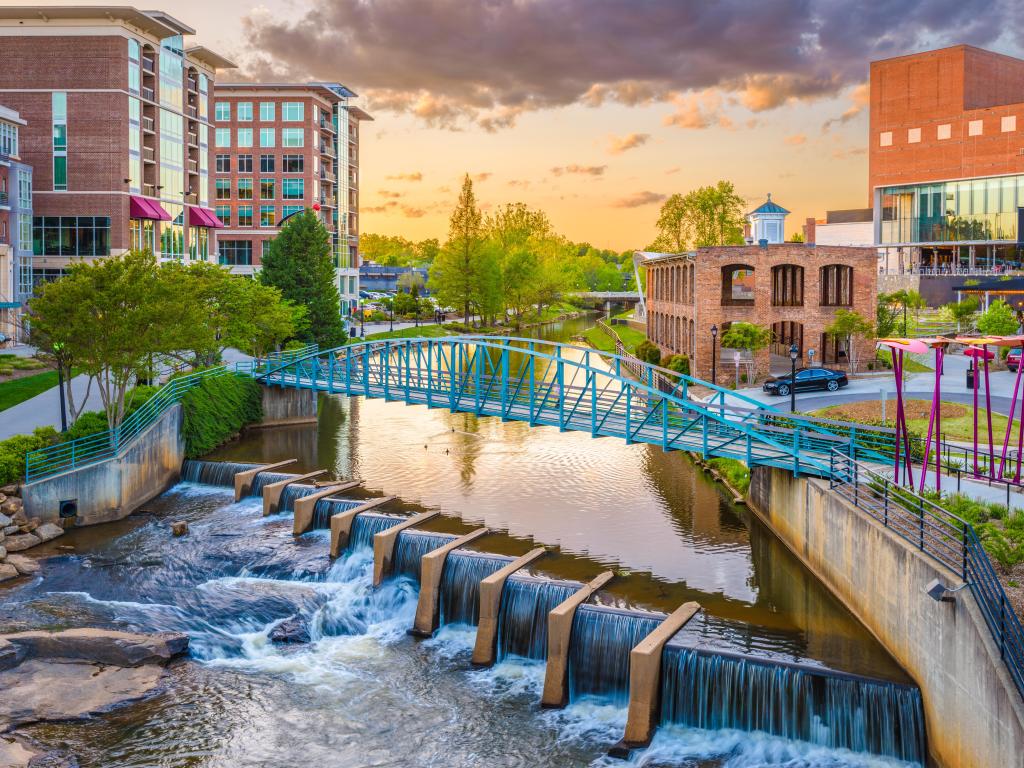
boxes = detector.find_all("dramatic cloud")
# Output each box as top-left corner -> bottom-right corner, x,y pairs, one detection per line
378,190 -> 403,198
784,133 -> 807,146
386,172 -> 423,181
237,0 -> 1016,130
611,191 -> 667,208
607,132 -> 651,155
551,164 -> 607,177
401,205 -> 427,218
823,83 -> 870,131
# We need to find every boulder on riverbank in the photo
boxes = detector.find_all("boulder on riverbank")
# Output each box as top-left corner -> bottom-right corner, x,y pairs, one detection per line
2,628 -> 188,667
269,616 -> 310,644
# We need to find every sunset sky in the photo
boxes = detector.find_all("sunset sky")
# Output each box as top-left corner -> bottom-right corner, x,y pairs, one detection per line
42,0 -> 1024,249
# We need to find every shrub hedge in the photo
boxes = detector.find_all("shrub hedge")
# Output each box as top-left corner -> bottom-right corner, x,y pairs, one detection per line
180,374 -> 262,458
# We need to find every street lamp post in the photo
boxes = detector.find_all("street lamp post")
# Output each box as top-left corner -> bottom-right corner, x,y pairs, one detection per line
789,343 -> 799,413
710,324 -> 718,385
53,342 -> 67,432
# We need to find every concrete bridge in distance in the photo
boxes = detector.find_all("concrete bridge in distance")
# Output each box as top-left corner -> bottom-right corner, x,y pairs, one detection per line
570,291 -> 642,307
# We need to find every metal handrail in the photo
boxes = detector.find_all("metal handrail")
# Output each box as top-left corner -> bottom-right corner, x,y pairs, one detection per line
829,448 -> 1024,699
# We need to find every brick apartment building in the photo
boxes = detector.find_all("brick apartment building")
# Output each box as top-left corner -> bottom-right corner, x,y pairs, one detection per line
212,83 -> 372,316
0,6 -> 234,290
0,103 -> 31,344
644,200 -> 877,383
871,44 -> 1024,275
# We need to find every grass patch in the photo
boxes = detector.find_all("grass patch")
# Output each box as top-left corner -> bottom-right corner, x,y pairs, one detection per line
706,457 -> 750,495
0,369 -> 61,412
875,348 -> 933,373
360,324 -> 457,342
583,322 -> 649,356
812,399 -> 1008,443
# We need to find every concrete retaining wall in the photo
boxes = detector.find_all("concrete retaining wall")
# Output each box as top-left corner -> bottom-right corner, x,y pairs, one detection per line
259,385 -> 318,426
749,465 -> 1024,768
22,405 -> 185,527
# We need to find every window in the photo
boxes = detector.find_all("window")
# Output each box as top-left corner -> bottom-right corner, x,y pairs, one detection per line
215,154 -> 231,173
282,178 -> 304,199
215,102 -> 230,121
128,218 -> 155,254
128,38 -> 140,94
237,205 -> 253,227
18,171 -> 31,208
237,154 -> 253,173
720,265 -> 755,305
260,127 -> 275,147
260,154 -> 275,173
0,121 -> 17,157
282,128 -> 304,147
215,204 -> 231,226
1003,115 -> 1017,133
282,204 -> 304,219
937,123 -> 951,140
771,264 -> 804,307
879,131 -> 892,147
819,264 -> 853,306
215,178 -> 230,200
237,178 -> 253,200
32,216 -> 111,256
260,102 -> 275,121
52,92 -> 67,122
218,239 -> 252,266
260,205 -> 276,227
237,128 -> 253,148
261,178 -> 275,199
907,127 -> 921,144
282,102 -> 304,121
52,92 -> 67,190
53,157 -> 67,191
969,120 -> 983,136
215,128 -> 230,147
282,154 -> 304,173
19,213 -> 32,252
237,102 -> 252,121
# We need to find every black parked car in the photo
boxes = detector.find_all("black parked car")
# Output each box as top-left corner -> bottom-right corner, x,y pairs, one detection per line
762,367 -> 848,396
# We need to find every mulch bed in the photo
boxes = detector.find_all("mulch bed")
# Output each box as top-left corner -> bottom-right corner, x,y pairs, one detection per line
821,399 -> 967,423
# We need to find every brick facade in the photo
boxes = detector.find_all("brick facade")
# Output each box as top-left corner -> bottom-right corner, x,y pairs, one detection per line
645,245 -> 878,384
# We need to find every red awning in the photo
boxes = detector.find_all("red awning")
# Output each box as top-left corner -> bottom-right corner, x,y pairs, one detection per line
188,206 -> 225,229
129,195 -> 172,221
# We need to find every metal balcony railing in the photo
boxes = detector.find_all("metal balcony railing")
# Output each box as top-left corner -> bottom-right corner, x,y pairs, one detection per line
142,57 -> 155,73
142,115 -> 155,132
0,191 -> 8,206
142,86 -> 155,101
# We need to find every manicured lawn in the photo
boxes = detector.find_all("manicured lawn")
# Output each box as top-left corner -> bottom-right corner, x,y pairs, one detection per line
361,324 -> 457,342
812,399 -> 1010,443
0,369 -> 60,412
875,349 -> 933,373
583,323 -> 647,355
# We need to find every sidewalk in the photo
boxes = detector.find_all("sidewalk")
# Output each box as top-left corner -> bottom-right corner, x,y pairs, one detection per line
0,373 -> 102,440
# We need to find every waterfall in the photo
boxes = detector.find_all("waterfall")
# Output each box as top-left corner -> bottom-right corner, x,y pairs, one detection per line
391,530 -> 458,581
659,646 -> 926,764
349,513 -> 406,550
438,551 -> 513,626
249,471 -> 296,496
180,460 -> 258,486
496,575 -> 580,661
568,605 -> 664,706
277,483 -> 317,512
311,498 -> 360,529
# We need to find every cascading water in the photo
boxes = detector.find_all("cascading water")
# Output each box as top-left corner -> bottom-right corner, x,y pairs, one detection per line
391,530 -> 457,581
349,513 -> 407,550
249,471 -> 297,496
568,604 -> 663,706
438,551 -> 513,626
311,498 -> 361,529
495,575 -> 580,661
181,459 -> 257,486
277,483 -> 317,512
659,645 -> 926,764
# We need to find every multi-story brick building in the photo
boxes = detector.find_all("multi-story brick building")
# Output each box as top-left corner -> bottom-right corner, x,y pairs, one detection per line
870,45 -> 1024,274
212,82 -> 372,316
644,238 -> 877,383
0,6 -> 234,290
0,103 -> 32,344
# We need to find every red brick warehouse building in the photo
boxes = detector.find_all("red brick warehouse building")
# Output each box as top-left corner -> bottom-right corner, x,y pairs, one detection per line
0,6 -> 235,288
642,198 -> 877,384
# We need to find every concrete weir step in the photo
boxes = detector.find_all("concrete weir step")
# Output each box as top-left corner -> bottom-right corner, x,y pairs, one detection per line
610,601 -> 702,756
329,496 -> 398,557
472,547 -> 548,666
411,528 -> 491,637
541,570 -> 615,708
233,459 -> 297,501
372,511 -> 441,586
262,470 -> 328,516
292,481 -> 360,535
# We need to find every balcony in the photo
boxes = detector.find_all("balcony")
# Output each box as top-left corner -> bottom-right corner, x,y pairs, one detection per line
319,118 -> 336,133
0,190 -> 8,206
187,159 -> 198,174
185,192 -> 198,204
143,183 -> 157,197
142,56 -> 155,73
187,105 -> 197,119
187,132 -> 198,147
187,76 -> 198,93
142,86 -> 155,102
142,115 -> 155,133
142,145 -> 156,163
319,143 -> 336,158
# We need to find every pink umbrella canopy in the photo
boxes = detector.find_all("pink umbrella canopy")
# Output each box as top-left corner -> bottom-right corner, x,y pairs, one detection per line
876,338 -> 929,354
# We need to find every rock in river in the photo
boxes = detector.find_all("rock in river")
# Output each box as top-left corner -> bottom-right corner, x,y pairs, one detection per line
270,616 -> 311,644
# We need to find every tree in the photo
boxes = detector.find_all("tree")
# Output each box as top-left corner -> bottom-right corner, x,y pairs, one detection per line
942,297 -> 979,333
397,270 -> 425,294
719,322 -> 771,379
875,292 -> 903,338
429,175 -> 489,324
977,299 -> 1020,336
647,181 -> 745,252
788,232 -> 805,243
648,194 -> 690,252
884,289 -> 925,335
260,209 -> 346,348
825,309 -> 874,373
220,279 -> 305,360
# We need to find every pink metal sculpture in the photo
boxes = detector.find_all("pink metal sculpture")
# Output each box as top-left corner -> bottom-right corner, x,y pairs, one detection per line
877,338 -> 927,487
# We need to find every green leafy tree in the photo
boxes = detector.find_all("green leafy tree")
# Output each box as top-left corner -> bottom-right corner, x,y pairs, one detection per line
647,181 -> 745,251
876,291 -> 903,338
259,209 -> 346,348
825,309 -> 874,373
884,289 -> 925,335
663,354 -> 691,379
635,339 -> 662,366
429,175 -> 489,324
396,270 -> 425,294
942,297 -> 979,333
977,299 -> 1020,336
720,322 -> 771,379
647,193 -> 690,252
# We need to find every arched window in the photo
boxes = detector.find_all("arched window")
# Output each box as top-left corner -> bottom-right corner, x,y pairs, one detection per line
820,264 -> 853,306
771,264 -> 804,306
721,264 -> 755,306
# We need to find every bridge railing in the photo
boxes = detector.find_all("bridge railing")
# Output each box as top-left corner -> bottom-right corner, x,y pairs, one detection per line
24,366 -> 235,482
829,448 -> 1024,699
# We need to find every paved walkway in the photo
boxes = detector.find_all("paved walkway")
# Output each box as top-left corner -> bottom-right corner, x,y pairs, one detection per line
0,373 -> 103,440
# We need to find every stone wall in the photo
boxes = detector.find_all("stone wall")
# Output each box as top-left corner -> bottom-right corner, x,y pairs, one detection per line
258,384 -> 318,426
21,405 -> 184,527
749,465 -> 1024,768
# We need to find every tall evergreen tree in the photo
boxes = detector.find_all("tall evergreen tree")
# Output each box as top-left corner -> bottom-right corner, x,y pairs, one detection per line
429,174 -> 489,323
259,209 -> 346,348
